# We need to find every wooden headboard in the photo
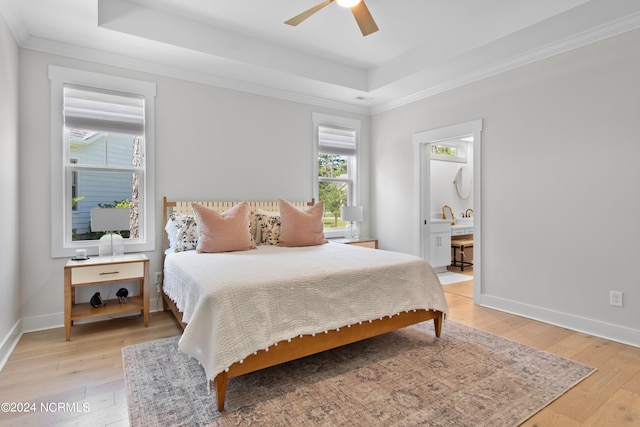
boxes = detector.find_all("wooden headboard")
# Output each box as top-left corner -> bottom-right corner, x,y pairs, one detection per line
162,196 -> 314,253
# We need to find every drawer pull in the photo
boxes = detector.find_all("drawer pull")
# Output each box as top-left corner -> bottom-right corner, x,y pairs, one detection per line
99,271 -> 120,276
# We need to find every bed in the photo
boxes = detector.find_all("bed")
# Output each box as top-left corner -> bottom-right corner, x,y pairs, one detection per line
161,197 -> 448,411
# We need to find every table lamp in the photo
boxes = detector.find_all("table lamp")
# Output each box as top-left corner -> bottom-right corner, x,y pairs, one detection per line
91,208 -> 130,256
340,206 -> 363,239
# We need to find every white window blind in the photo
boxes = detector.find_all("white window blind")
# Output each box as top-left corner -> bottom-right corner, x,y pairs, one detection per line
318,124 -> 356,156
63,84 -> 145,135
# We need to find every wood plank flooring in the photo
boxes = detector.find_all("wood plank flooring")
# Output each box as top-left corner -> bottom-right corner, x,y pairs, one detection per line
0,313 -> 181,426
1,274 -> 638,426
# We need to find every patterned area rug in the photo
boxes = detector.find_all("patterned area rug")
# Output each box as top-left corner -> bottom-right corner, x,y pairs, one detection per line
122,320 -> 594,426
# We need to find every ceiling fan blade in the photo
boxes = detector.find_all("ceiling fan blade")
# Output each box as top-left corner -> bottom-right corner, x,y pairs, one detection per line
351,0 -> 378,36
285,0 -> 334,26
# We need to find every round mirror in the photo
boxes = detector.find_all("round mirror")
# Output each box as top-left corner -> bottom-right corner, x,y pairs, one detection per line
454,166 -> 472,199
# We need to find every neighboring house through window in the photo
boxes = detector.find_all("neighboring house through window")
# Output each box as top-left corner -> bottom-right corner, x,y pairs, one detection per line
49,66 -> 156,257
312,113 -> 360,237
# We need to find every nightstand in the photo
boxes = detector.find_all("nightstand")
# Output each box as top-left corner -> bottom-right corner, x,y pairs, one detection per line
329,237 -> 378,249
64,253 -> 149,341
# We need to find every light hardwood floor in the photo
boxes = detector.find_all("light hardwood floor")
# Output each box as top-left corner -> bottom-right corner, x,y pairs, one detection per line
1,273 -> 638,426
0,312 -> 182,426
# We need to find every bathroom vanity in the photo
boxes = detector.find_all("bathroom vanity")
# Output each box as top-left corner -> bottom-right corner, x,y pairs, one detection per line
429,219 -> 474,273
429,219 -> 452,273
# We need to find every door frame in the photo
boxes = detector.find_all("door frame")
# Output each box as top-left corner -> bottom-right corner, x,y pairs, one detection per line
413,119 -> 483,301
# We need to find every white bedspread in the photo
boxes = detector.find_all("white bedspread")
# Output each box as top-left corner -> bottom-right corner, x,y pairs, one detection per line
163,242 -> 448,381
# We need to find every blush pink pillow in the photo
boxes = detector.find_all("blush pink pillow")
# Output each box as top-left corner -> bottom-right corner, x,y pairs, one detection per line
278,199 -> 327,247
192,202 -> 256,253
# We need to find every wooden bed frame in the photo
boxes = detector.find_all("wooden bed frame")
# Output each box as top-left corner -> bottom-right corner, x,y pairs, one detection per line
161,197 -> 445,412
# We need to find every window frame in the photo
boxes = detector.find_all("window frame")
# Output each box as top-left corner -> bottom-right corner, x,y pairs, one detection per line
70,158 -> 79,212
49,66 -> 157,258
312,113 -> 360,238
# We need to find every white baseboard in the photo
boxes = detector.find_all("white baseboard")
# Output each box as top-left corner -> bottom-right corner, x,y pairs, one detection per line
0,320 -> 23,372
479,294 -> 640,348
21,312 -> 64,334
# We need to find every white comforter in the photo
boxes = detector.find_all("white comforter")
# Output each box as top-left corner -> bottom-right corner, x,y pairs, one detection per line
163,242 -> 448,381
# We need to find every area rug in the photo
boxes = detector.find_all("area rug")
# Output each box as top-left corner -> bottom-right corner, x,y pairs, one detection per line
122,320 -> 594,426
437,271 -> 473,285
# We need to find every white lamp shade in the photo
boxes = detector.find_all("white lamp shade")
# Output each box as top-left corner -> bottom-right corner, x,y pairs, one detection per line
91,208 -> 131,232
341,206 -> 363,222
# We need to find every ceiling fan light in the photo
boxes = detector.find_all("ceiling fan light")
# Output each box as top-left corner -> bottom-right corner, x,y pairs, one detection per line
336,0 -> 361,8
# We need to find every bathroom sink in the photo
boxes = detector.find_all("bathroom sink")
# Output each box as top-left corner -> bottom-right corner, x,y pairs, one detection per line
455,218 -> 473,226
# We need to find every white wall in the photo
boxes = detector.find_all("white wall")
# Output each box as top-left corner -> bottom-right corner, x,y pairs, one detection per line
0,13 -> 20,365
372,28 -> 640,346
17,49 -> 370,333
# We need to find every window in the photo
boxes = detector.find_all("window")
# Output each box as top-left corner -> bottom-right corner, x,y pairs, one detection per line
312,113 -> 360,237
430,139 -> 468,163
49,67 -> 156,258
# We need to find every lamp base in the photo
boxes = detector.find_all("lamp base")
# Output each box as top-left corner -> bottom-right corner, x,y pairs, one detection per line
98,233 -> 125,257
348,221 -> 360,240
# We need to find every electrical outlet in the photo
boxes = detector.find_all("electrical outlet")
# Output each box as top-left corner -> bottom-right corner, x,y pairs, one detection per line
610,291 -> 623,307
155,272 -> 162,285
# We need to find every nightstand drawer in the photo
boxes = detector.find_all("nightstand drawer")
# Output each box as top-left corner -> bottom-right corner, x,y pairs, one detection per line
71,262 -> 144,285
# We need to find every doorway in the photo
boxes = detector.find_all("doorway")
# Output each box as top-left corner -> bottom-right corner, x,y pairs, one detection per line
413,119 -> 482,302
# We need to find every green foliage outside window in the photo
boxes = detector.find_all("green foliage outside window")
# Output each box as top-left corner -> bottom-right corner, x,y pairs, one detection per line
318,153 -> 347,178
98,199 -> 132,209
71,195 -> 84,208
319,154 -> 348,227
431,144 -> 458,157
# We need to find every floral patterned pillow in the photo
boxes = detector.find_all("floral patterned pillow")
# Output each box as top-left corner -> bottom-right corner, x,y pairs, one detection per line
166,213 -> 198,252
176,216 -> 199,252
256,209 -> 281,245
249,210 -> 259,244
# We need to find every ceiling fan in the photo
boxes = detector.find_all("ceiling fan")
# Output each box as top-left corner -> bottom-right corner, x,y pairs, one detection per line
285,0 -> 379,36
